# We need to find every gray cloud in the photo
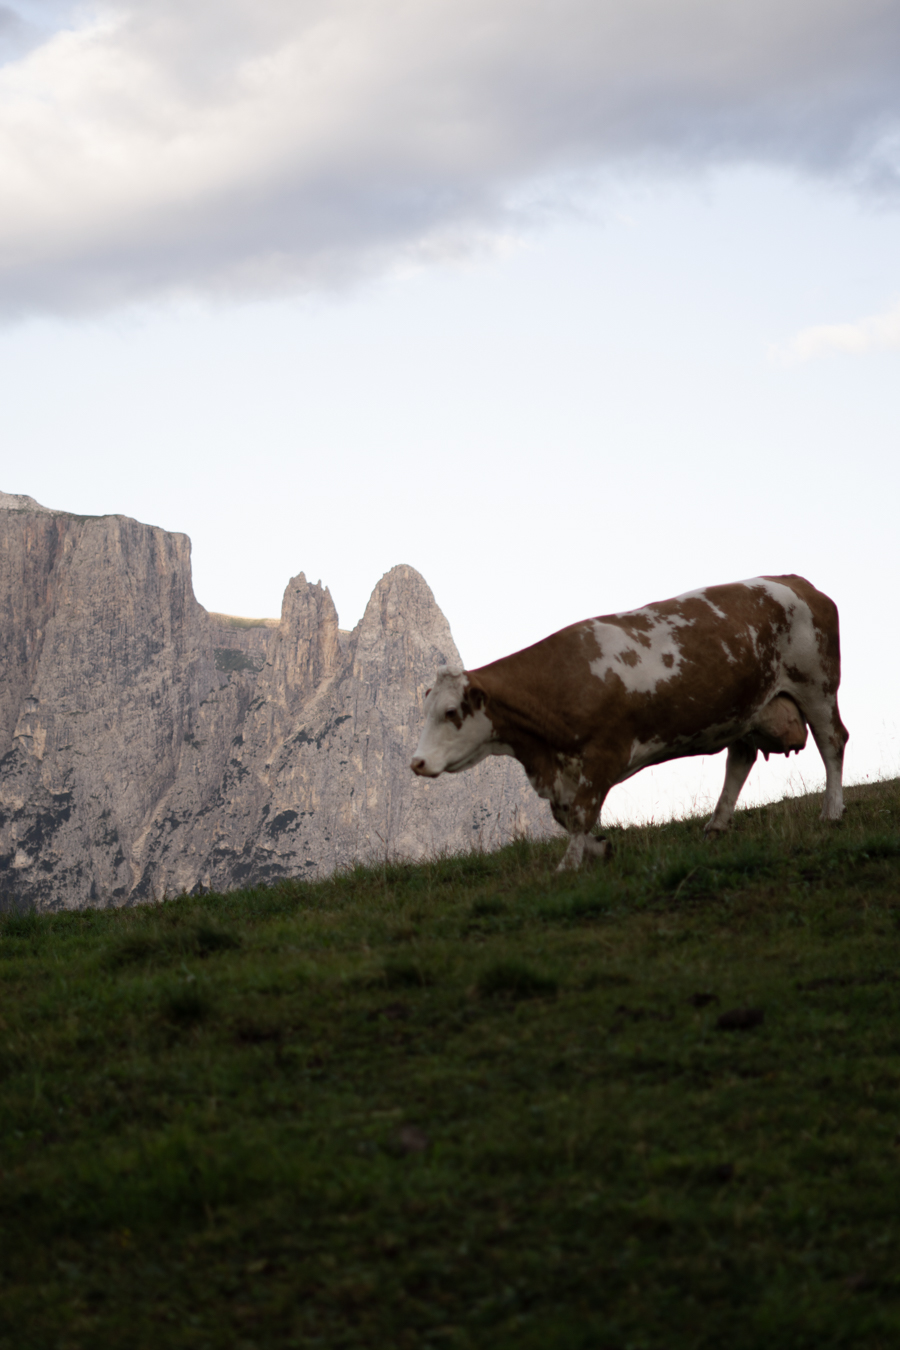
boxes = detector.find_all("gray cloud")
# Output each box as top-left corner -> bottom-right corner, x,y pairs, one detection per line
1,0 -> 900,317
0,4 -> 28,58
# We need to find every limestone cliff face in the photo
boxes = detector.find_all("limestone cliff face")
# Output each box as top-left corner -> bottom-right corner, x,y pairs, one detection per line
0,498 -> 551,910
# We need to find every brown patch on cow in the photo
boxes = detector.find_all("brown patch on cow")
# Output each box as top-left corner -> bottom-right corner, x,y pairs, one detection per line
617,649 -> 639,667
460,684 -> 487,722
662,653 -> 674,668
784,663 -> 810,684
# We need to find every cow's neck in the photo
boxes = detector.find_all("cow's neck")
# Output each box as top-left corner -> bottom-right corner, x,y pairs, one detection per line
474,673 -> 577,771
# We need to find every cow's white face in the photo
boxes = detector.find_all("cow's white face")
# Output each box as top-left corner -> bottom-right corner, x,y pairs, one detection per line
411,667 -> 495,777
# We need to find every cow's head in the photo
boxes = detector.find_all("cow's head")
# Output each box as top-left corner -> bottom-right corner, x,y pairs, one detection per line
410,666 -> 493,777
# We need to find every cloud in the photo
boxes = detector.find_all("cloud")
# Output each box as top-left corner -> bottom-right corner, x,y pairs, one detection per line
2,0 -> 900,317
776,301 -> 900,362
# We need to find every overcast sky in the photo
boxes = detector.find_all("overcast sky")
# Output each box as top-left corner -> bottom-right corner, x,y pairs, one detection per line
2,0 -> 899,825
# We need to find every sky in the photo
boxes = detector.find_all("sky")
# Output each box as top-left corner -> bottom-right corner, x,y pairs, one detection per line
2,0 -> 899,826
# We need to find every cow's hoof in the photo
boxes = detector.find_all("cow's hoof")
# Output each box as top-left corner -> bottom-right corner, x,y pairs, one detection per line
556,847 -> 582,872
557,835 -> 609,871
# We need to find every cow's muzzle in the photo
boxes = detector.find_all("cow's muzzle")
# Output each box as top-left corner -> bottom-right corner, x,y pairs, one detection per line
410,758 -> 438,777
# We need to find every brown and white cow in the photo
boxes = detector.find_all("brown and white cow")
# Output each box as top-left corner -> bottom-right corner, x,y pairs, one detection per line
411,575 -> 848,870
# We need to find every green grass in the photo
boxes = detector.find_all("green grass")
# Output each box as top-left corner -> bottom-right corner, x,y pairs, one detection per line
2,778 -> 900,1349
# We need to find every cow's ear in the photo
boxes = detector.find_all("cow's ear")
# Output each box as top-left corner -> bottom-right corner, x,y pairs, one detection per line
468,686 -> 486,711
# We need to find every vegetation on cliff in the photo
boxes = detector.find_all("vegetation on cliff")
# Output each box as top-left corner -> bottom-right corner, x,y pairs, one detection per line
2,778 -> 900,1348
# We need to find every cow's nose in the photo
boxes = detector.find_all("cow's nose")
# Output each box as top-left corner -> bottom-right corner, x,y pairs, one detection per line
410,758 -> 426,775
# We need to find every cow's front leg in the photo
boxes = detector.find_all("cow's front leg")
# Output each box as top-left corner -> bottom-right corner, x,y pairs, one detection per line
705,740 -> 757,836
550,776 -> 610,872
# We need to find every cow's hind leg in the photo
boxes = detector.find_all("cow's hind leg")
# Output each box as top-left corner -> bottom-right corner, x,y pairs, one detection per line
803,698 -> 849,822
705,741 -> 757,836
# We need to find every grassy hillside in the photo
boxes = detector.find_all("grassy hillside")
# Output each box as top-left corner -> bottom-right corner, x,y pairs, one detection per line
2,778 -> 900,1349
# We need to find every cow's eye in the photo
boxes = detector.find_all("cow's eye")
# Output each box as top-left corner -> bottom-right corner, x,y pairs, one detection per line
445,708 -> 458,721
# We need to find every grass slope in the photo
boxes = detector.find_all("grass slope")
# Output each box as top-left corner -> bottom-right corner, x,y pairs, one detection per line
2,779 -> 900,1349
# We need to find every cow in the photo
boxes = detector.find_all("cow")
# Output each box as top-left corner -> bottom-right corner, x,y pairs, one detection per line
411,575 -> 848,870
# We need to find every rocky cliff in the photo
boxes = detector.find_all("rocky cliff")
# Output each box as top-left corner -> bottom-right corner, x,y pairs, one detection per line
0,496 -> 551,910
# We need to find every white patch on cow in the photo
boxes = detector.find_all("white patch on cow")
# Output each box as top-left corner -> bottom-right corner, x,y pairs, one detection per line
745,624 -> 759,660
589,612 -> 691,695
552,768 -> 578,806
699,592 -> 728,620
741,579 -> 822,686
555,751 -> 585,777
440,706 -> 505,773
